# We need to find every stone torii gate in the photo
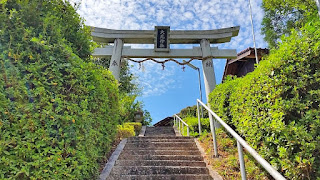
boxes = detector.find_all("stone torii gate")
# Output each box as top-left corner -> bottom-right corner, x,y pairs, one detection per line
91,26 -> 239,129
91,26 -> 239,106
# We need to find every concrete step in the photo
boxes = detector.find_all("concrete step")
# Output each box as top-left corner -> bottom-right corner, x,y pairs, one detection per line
109,166 -> 209,175
145,127 -> 175,130
125,142 -> 197,148
123,146 -> 199,151
104,126 -> 214,180
130,136 -> 192,140
118,155 -> 203,161
107,174 -> 213,180
127,138 -> 194,143
115,160 -> 206,167
120,149 -> 201,156
145,127 -> 176,136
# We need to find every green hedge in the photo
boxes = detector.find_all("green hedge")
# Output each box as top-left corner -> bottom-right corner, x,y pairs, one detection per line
209,18 -> 320,179
0,1 -> 120,179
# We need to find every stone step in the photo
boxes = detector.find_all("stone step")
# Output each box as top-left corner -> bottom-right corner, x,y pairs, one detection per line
115,160 -> 206,167
104,126 -> 214,180
128,136 -> 194,142
145,129 -> 175,132
125,142 -> 197,148
127,138 -> 194,143
145,127 -> 176,136
118,155 -> 203,161
107,174 -> 213,180
145,127 -> 175,131
120,149 -> 201,156
130,136 -> 192,139
109,166 -> 209,175
124,146 -> 199,151
144,134 -> 176,137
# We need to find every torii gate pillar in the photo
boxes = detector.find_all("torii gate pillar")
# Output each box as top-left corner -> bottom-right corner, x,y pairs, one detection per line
200,39 -> 219,130
200,39 -> 216,101
109,38 -> 123,81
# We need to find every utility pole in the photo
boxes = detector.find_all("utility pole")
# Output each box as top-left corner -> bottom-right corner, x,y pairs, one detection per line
248,0 -> 259,64
183,60 -> 204,119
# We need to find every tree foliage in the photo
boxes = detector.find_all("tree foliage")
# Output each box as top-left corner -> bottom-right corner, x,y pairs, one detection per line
261,0 -> 318,48
178,105 -> 209,119
210,17 -> 320,179
0,0 -> 120,178
93,56 -> 152,125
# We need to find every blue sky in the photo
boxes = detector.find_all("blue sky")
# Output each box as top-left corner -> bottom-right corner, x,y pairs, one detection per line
70,0 -> 268,125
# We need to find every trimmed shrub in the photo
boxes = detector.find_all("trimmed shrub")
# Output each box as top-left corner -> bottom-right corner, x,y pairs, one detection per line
125,122 -> 142,135
209,18 -> 320,179
116,124 -> 135,140
209,76 -> 239,126
180,117 -> 210,137
0,1 -> 120,179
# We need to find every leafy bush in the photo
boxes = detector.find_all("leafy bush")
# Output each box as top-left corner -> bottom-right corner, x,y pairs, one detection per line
178,105 -> 209,119
209,76 -> 239,126
124,122 -> 142,135
209,17 -> 320,179
0,1 -> 120,179
116,124 -> 135,140
179,116 -> 210,137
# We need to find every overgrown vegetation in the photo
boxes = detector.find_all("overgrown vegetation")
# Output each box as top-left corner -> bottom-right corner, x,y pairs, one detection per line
210,17 -> 320,179
0,0 -> 147,179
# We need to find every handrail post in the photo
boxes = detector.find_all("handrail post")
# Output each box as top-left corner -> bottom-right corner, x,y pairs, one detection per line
182,123 -> 184,136
237,141 -> 247,180
176,117 -> 178,127
179,119 -> 180,133
187,126 -> 190,136
197,101 -> 202,135
175,116 -> 177,127
210,113 -> 218,157
196,99 -> 286,180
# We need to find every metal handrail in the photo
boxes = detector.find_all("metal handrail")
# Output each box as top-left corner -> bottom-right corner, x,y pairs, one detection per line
173,114 -> 190,136
196,99 -> 286,180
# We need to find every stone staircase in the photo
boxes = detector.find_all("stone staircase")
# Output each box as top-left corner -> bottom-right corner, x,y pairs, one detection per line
106,126 -> 213,180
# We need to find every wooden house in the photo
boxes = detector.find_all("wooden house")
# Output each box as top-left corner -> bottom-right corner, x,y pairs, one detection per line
223,47 -> 269,81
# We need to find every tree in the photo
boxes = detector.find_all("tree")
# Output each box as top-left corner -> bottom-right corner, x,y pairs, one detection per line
261,0 -> 318,48
93,56 -> 152,125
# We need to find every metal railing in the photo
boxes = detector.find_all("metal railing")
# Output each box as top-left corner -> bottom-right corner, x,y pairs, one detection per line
196,99 -> 286,180
173,114 -> 190,136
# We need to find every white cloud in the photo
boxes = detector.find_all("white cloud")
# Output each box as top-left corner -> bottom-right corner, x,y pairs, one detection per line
184,11 -> 194,19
